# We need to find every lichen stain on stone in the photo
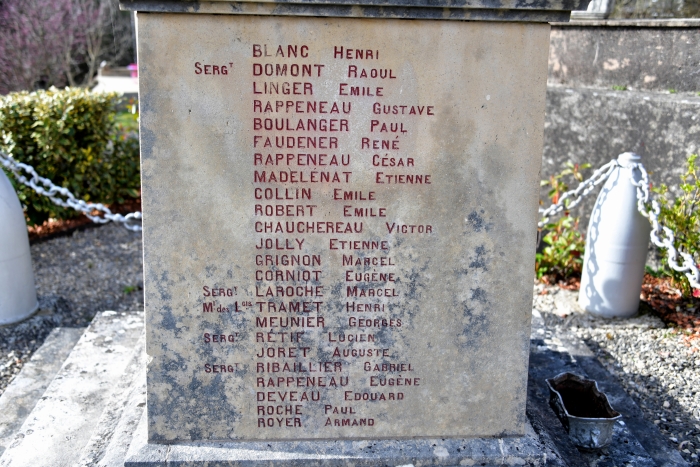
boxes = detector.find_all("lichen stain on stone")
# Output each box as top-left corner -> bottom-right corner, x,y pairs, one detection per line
174,378 -> 243,440
188,427 -> 203,441
469,245 -> 489,271
374,321 -> 400,347
402,260 -> 430,300
458,303 -> 490,348
159,306 -> 182,336
466,209 -> 493,232
330,281 -> 345,298
470,287 -> 488,303
162,353 -> 188,373
138,125 -> 157,162
153,270 -> 173,302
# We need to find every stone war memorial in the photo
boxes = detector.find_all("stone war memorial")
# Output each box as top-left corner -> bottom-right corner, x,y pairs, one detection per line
120,0 -> 587,464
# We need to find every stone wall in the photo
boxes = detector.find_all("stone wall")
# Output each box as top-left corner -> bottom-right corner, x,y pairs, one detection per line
542,22 -> 700,227
611,0 -> 700,19
543,86 -> 700,223
548,22 -> 700,93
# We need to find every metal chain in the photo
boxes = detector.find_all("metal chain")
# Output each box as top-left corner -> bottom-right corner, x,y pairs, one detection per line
539,157 -> 700,290
0,150 -> 142,231
3,146 -> 698,288
538,160 -> 619,228
628,163 -> 700,290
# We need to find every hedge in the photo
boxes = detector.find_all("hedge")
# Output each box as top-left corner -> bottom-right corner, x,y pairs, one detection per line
0,87 -> 140,226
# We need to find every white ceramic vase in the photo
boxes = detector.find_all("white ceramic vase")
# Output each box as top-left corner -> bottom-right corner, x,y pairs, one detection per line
0,169 -> 38,324
578,153 -> 651,318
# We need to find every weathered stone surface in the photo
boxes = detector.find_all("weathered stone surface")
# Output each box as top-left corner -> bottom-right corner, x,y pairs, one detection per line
121,307 -> 678,466
548,23 -> 700,93
0,311 -> 143,467
542,85 -> 700,228
93,375 -> 147,467
138,13 -> 549,442
543,24 -> 700,233
125,411 -> 548,467
74,332 -> 147,467
0,306 -> 676,466
563,18 -> 700,25
0,327 -> 83,457
120,0 -> 588,23
610,0 -> 700,19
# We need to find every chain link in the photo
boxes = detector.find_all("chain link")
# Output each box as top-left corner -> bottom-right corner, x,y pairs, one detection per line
539,157 -> 700,290
628,162 -> 700,290
538,160 -> 618,228
0,150 -> 142,231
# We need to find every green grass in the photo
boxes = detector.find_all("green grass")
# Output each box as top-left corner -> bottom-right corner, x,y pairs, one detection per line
115,111 -> 139,133
612,85 -> 627,91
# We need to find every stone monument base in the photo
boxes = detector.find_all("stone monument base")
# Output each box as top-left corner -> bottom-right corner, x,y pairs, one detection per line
1,309 -> 682,466
125,414 -> 546,467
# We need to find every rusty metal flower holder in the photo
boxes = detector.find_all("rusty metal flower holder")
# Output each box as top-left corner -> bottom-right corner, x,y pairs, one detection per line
546,372 -> 622,449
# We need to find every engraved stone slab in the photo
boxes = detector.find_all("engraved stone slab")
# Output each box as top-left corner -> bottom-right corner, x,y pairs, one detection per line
138,13 -> 548,442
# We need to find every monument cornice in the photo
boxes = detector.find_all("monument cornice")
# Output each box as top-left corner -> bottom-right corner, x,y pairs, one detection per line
120,0 -> 589,22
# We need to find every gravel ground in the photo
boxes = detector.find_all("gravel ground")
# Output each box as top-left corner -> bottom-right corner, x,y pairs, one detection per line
2,223 -> 699,465
0,223 -> 143,395
534,284 -> 700,466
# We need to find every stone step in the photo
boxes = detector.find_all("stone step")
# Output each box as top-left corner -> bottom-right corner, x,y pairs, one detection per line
74,331 -> 146,467
0,327 -> 84,457
0,311 -> 144,467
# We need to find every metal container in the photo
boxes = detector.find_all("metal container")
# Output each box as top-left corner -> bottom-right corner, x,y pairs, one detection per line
546,372 -> 622,449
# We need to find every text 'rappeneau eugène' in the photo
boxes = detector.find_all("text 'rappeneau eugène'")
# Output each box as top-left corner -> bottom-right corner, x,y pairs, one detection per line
195,42 -> 435,431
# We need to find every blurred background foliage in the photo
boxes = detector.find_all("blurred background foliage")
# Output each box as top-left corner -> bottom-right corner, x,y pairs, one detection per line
650,154 -> 700,297
0,0 -> 135,95
0,87 -> 140,225
536,162 -> 591,282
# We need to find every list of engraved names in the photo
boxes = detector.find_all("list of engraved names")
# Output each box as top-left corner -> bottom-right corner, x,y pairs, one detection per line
198,43 -> 435,431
